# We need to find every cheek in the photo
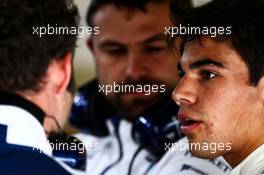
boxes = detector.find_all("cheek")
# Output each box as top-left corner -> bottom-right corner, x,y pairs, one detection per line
205,87 -> 242,118
205,90 -> 250,141
96,60 -> 122,85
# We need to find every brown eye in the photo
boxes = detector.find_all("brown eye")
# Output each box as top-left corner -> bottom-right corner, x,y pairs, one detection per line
201,70 -> 217,80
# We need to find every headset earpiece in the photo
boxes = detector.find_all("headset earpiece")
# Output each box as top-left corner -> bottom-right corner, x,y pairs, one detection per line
132,99 -> 184,158
48,132 -> 87,171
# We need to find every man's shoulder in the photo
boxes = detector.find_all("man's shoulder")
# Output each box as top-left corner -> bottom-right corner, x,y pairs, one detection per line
0,144 -> 71,175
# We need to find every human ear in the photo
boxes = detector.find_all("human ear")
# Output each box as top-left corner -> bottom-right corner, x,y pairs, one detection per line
47,53 -> 73,95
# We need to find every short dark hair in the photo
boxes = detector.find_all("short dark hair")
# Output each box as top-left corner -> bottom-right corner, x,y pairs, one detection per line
0,0 -> 80,92
86,0 -> 192,27
170,0 -> 264,86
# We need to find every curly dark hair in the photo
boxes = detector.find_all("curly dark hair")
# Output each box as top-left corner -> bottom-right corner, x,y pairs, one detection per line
169,0 -> 264,86
0,0 -> 80,92
86,0 -> 191,27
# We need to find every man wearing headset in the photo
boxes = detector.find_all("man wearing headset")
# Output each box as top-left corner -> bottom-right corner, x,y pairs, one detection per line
171,0 -> 264,174
0,0 -> 83,174
70,0 -> 231,174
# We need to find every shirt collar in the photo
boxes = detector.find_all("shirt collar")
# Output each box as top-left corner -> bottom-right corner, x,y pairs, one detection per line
231,144 -> 264,175
0,92 -> 45,124
0,93 -> 52,156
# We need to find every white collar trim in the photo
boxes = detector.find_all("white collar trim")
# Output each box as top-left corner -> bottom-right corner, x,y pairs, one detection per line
0,105 -> 52,156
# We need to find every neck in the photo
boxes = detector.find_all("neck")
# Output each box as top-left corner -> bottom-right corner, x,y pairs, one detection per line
224,134 -> 264,167
18,90 -> 55,118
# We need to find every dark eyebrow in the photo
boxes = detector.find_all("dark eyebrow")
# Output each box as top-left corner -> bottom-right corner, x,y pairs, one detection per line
189,58 -> 225,69
98,34 -> 166,49
142,34 -> 167,45
98,40 -> 125,49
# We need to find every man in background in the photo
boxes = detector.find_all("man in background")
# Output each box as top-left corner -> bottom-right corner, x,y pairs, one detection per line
71,0 -> 231,174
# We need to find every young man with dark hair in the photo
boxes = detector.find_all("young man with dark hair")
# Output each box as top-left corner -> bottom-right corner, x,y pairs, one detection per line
0,0 -> 81,174
71,0 -> 231,174
171,0 -> 264,174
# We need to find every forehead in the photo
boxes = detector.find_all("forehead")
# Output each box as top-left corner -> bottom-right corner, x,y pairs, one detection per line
180,37 -> 247,71
91,2 -> 171,44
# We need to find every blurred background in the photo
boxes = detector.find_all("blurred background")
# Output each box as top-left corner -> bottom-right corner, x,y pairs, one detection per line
73,0 -> 94,87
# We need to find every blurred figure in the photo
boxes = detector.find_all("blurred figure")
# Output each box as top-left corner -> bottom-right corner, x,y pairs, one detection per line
0,0 -> 82,174
70,0 -> 231,174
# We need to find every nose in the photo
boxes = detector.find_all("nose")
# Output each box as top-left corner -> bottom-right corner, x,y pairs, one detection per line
124,53 -> 146,81
172,77 -> 198,106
